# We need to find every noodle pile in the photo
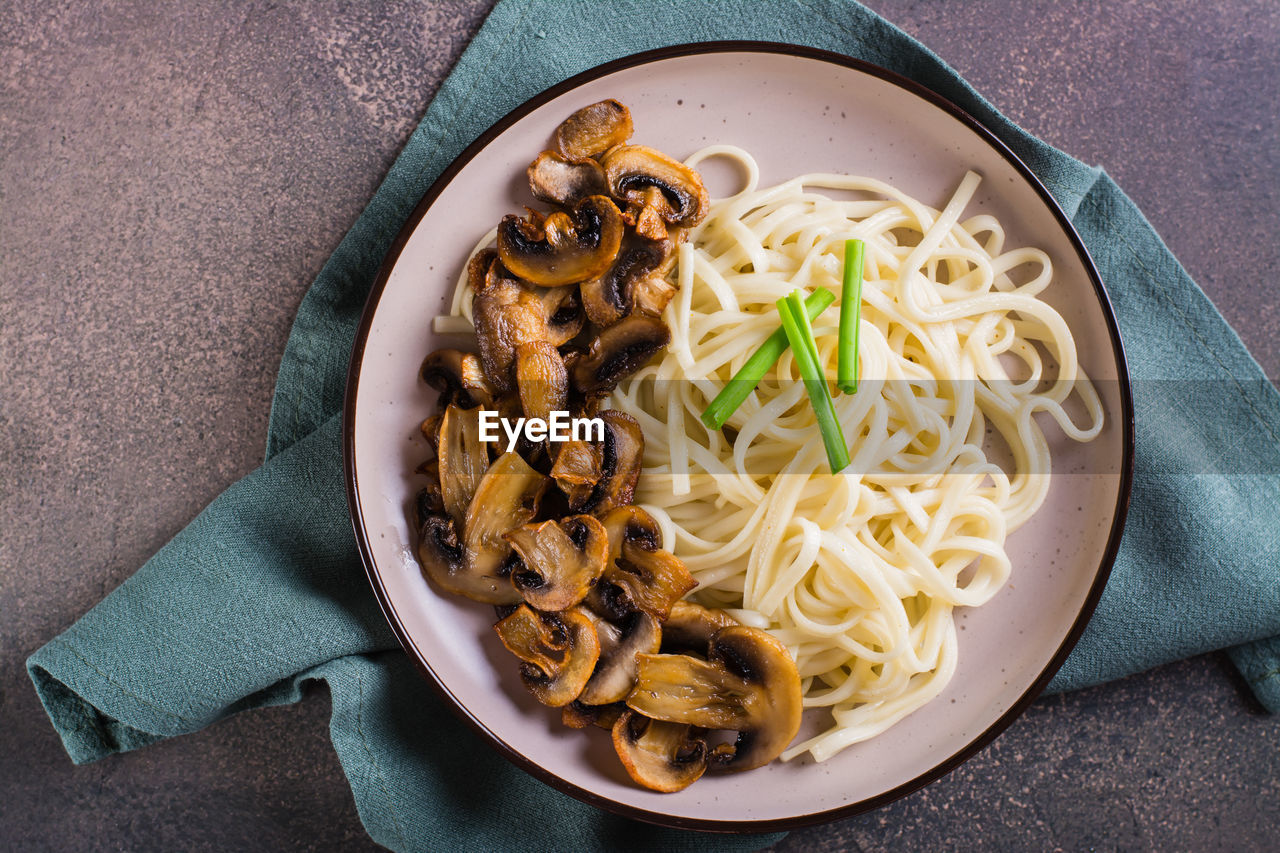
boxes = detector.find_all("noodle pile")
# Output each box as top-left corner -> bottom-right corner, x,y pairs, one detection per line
609,147 -> 1102,761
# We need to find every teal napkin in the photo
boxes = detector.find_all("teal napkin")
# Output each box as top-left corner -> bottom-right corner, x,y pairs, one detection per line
28,0 -> 1280,849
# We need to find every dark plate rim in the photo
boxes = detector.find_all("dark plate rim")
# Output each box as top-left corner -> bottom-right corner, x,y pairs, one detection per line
343,41 -> 1136,833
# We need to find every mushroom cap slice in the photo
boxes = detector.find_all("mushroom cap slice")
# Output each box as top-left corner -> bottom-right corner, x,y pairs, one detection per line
579,234 -> 674,327
578,609 -> 662,706
598,504 -> 663,562
494,604 -> 601,706
416,512 -> 519,606
548,438 -> 603,509
437,405 -> 491,530
602,145 -> 709,229
496,195 -> 624,287
594,543 -> 697,622
473,274 -> 548,393
661,600 -> 739,655
568,410 -> 644,515
538,286 -> 585,346
626,626 -> 803,773
553,99 -> 634,161
571,314 -> 671,395
462,451 -> 548,594
420,350 -> 497,411
504,515 -> 608,611
528,151 -> 610,207
611,710 -> 708,793
514,340 -> 568,425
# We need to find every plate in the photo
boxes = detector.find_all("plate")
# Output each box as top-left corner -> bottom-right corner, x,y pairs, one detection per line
344,43 -> 1134,830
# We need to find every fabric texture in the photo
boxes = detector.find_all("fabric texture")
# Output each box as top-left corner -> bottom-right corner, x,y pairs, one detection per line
28,0 -> 1280,850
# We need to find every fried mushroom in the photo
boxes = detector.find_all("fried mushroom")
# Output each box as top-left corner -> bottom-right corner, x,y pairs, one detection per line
602,145 -> 709,231
514,340 -> 568,424
626,626 -> 803,773
494,604 -> 601,706
551,411 -> 644,515
420,350 -> 497,411
579,233 -> 674,326
571,314 -> 671,395
437,405 -> 490,530
577,609 -> 662,706
528,151 -> 610,207
611,710 -> 708,793
496,195 -> 624,287
552,99 -> 634,161
504,515 -> 608,611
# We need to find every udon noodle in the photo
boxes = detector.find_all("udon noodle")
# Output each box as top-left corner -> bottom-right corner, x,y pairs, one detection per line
438,146 -> 1103,763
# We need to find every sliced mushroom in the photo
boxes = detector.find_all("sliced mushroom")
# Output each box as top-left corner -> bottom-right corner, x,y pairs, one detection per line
538,286 -> 585,345
562,700 -> 625,730
473,275 -> 548,393
420,350 -> 497,411
612,710 -> 708,793
572,314 -> 671,395
598,504 -> 663,559
514,340 -> 568,424
594,544 -> 697,622
633,276 -> 678,318
437,405 -> 490,530
417,512 -> 520,606
661,600 -> 739,656
528,151 -> 609,206
504,515 -> 608,611
552,411 -> 644,515
454,452 -> 547,600
578,609 -> 662,706
580,233 -> 674,326
626,626 -> 803,773
496,195 -> 624,287
494,604 -> 601,706
553,99 -> 634,161
602,145 -> 709,230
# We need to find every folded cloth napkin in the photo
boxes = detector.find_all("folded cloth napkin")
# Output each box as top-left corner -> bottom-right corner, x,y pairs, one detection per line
28,0 -> 1280,849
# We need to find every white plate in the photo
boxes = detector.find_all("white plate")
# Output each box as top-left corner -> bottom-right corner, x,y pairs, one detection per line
345,43 -> 1134,830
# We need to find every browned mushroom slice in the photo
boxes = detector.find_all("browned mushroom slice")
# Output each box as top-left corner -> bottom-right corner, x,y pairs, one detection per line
595,545 -> 696,622
554,410 -> 643,515
626,626 -> 803,773
504,515 -> 608,611
633,276 -> 678,318
538,286 -> 585,346
467,247 -> 499,294
578,609 -> 662,706
419,413 -> 444,452
661,600 -> 739,655
548,437 -> 602,509
437,405 -> 490,530
602,145 -> 709,230
552,99 -> 634,161
571,314 -> 671,395
417,512 -> 520,606
528,151 -> 610,207
514,340 -> 568,424
496,195 -> 624,287
494,604 -> 601,706
420,350 -> 497,411
473,275 -> 547,393
562,700 -> 625,730
598,504 -> 663,561
612,710 -> 708,793
579,233 -> 674,326
460,452 -> 548,596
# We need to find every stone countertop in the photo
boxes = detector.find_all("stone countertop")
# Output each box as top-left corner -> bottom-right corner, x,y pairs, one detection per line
3,1 -> 1278,850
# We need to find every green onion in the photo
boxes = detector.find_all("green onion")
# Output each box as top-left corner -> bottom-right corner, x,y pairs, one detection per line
777,290 -> 851,474
837,238 -> 865,395
699,289 -> 836,430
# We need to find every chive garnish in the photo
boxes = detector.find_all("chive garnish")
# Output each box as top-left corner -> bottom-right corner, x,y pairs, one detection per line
837,238 -> 865,395
777,290 -> 850,474
700,289 -> 836,430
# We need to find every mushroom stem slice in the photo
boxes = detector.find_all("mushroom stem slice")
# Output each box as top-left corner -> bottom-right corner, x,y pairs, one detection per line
626,626 -> 803,773
504,515 -> 608,612
553,99 -> 634,161
612,710 -> 708,793
497,195 -> 624,287
494,605 -> 601,706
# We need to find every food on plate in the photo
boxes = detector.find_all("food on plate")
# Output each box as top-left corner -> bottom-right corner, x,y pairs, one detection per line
412,100 -> 802,792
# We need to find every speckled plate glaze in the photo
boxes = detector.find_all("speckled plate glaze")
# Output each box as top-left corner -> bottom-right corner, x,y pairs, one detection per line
345,43 -> 1134,831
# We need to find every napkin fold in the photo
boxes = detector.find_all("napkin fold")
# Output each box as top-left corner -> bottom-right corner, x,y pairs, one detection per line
28,0 -> 1280,849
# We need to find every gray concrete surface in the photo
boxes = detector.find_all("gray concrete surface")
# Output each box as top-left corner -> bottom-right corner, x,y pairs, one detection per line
3,0 -> 1278,850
